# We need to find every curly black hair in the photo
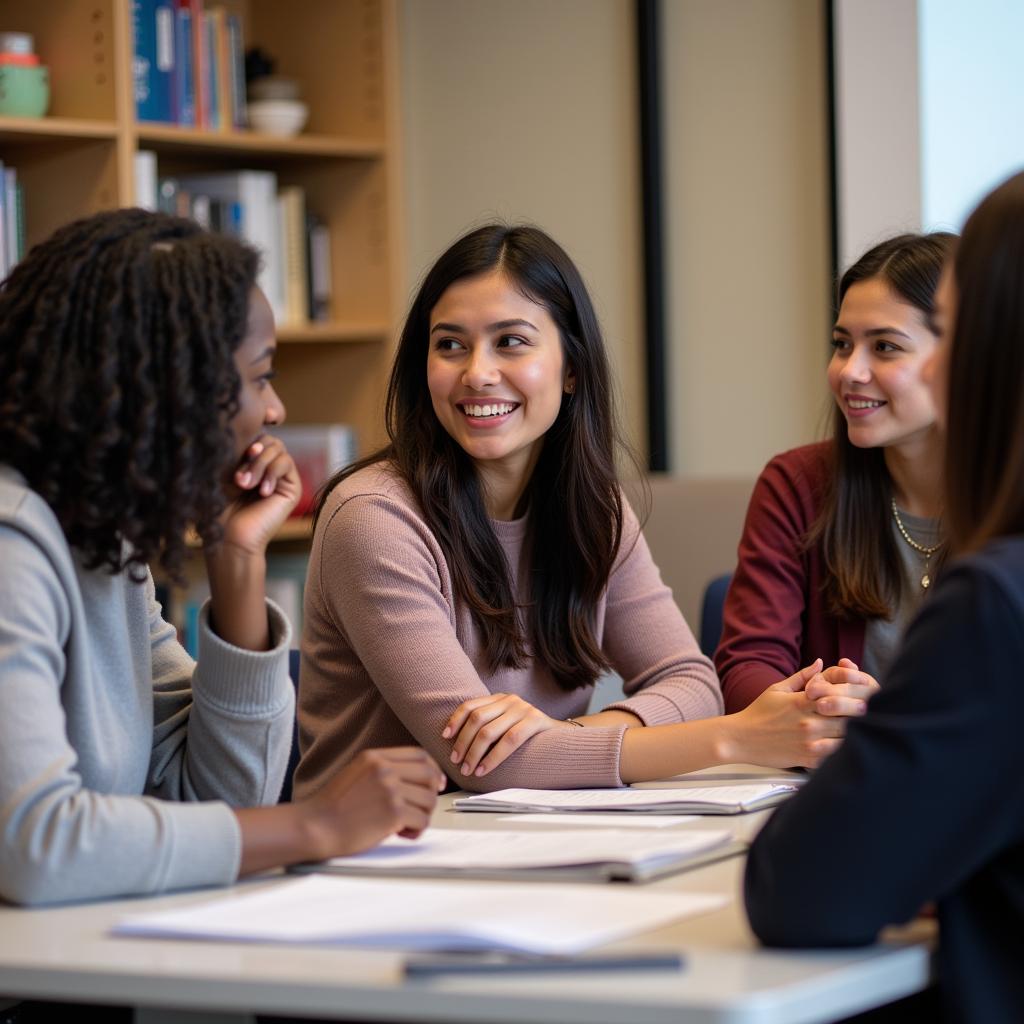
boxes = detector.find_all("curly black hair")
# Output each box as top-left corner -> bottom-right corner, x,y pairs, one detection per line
0,207 -> 260,582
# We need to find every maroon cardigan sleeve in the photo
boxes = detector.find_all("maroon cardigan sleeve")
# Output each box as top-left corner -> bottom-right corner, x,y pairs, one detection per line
715,444 -> 833,712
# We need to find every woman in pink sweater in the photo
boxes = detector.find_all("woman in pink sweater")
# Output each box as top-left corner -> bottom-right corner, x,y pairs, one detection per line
296,225 -> 852,796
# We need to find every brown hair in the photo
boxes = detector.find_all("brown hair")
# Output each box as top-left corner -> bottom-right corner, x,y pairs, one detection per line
945,171 -> 1024,553
809,231 -> 956,618
315,224 -> 638,691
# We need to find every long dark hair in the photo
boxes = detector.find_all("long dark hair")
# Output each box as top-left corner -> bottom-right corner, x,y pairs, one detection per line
315,224 -> 630,690
946,172 -> 1024,553
0,207 -> 260,582
809,231 -> 956,618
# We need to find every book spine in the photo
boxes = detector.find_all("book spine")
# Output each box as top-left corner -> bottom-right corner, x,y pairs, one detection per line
132,0 -> 160,122
134,150 -> 158,210
211,7 -> 232,132
4,169 -> 17,274
308,217 -> 333,321
191,0 -> 207,129
153,0 -> 175,121
173,3 -> 195,126
0,160 -> 7,279
226,14 -> 247,129
13,181 -> 24,264
204,11 -> 219,131
157,176 -> 180,214
280,186 -> 308,326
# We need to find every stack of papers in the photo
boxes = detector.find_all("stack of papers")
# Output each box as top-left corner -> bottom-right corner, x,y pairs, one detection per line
454,783 -> 799,815
295,827 -> 742,883
113,875 -> 727,954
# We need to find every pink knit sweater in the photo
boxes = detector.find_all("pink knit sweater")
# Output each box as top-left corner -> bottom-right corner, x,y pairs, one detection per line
294,463 -> 723,796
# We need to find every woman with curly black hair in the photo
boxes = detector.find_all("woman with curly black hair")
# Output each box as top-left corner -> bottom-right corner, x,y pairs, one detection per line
0,208 -> 442,908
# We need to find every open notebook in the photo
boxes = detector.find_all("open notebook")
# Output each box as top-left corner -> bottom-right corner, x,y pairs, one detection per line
453,782 -> 800,816
292,827 -> 743,883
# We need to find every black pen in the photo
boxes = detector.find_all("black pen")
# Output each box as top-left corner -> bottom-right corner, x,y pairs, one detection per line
403,951 -> 685,978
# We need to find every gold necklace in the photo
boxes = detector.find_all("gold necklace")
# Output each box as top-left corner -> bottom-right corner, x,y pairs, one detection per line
890,498 -> 942,590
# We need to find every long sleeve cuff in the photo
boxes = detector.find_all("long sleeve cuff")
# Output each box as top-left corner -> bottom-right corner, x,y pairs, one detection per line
193,598 -> 293,715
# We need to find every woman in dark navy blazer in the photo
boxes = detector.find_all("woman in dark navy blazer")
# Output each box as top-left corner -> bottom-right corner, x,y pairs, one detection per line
744,173 -> 1024,1022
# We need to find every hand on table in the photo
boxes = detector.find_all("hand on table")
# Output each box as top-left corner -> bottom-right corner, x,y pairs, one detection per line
302,748 -> 447,858
442,693 -> 571,778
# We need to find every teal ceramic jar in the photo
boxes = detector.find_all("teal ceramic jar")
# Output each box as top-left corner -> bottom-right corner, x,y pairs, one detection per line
0,64 -> 50,118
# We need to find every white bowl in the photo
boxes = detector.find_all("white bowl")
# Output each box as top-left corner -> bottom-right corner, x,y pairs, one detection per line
248,99 -> 308,137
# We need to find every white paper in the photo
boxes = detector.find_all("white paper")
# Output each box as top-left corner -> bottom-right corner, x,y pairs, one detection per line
114,876 -> 727,954
455,783 -> 798,813
322,828 -> 732,871
495,813 -> 698,828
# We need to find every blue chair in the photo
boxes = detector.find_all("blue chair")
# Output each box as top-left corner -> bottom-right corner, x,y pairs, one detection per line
699,572 -> 732,658
278,649 -> 302,803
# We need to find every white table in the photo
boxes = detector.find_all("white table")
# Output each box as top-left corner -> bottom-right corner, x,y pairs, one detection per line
0,767 -> 934,1024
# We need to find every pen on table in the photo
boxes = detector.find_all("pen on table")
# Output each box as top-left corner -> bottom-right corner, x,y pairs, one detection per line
403,951 -> 686,978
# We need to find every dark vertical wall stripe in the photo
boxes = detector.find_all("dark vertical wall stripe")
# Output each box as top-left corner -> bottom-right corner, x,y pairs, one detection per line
825,0 -> 840,302
637,0 -> 668,471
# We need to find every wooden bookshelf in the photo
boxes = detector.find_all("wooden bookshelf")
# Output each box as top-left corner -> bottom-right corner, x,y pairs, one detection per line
0,0 -> 402,449
0,0 -> 403,624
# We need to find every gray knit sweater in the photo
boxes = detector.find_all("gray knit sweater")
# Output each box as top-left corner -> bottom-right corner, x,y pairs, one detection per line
0,465 -> 294,905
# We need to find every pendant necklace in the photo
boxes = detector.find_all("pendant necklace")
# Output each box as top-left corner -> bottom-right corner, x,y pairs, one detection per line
891,498 -> 941,590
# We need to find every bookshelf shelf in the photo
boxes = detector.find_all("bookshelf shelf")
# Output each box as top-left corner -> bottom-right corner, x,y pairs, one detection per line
0,117 -> 120,143
277,321 -> 389,344
186,516 -> 313,549
274,518 -> 314,542
135,124 -> 385,160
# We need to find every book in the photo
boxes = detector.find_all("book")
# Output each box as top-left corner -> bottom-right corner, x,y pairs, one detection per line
134,150 -> 158,210
226,13 -> 247,129
113,874 -> 727,953
269,424 -> 357,518
306,213 -> 332,321
189,0 -> 207,128
203,10 -> 219,130
173,2 -> 195,125
292,827 -> 743,884
132,0 -> 175,123
3,168 -> 17,273
278,185 -> 308,325
453,782 -> 802,816
210,6 -> 232,132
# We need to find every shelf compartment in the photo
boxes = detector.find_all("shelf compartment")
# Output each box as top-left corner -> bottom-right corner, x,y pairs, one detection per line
0,1 -> 120,121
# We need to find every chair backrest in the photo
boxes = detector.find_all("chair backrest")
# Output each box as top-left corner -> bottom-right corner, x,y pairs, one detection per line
278,649 -> 302,803
699,572 -> 733,657
625,474 -> 753,630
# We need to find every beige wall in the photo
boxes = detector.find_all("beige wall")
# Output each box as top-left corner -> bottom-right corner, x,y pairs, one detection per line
398,0 -> 646,452
399,0 -> 832,477
663,0 -> 831,476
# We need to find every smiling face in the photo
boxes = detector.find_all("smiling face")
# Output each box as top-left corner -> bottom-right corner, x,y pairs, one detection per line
827,276 -> 940,456
426,270 -> 572,495
229,286 -> 285,466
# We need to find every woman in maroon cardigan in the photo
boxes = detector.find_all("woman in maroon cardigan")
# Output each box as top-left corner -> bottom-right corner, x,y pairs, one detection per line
717,232 -> 956,714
